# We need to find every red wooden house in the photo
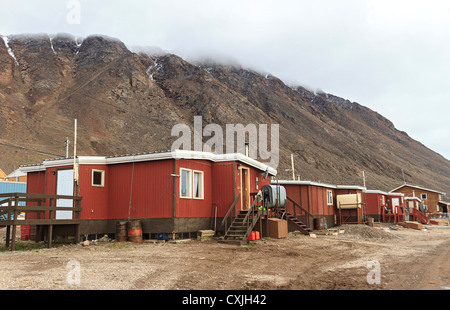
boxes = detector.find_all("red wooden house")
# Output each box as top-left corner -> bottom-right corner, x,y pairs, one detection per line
20,150 -> 276,240
271,180 -> 366,228
364,190 -> 406,223
384,192 -> 405,223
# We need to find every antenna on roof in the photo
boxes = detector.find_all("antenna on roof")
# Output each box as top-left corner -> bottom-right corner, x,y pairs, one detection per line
290,154 -> 295,181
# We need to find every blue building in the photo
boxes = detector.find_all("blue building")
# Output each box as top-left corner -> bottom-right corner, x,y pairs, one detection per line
0,181 -> 27,220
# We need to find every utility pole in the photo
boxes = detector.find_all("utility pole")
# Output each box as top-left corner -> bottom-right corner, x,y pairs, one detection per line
73,119 -> 79,195
65,137 -> 70,158
362,170 -> 366,188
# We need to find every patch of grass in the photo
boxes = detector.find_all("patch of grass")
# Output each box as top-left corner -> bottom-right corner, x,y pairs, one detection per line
106,241 -> 134,249
0,241 -> 47,252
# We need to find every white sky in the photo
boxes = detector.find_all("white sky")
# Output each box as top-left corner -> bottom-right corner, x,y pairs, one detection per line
1,0 -> 449,160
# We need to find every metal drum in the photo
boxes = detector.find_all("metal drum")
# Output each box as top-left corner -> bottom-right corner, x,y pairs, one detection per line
127,220 -> 143,243
116,221 -> 128,242
314,218 -> 324,230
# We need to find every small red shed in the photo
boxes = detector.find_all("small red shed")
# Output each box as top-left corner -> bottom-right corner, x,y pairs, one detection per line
20,150 -> 276,239
384,192 -> 405,223
364,190 -> 388,222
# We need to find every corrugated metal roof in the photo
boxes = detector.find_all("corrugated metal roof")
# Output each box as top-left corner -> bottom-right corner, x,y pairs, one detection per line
20,150 -> 278,176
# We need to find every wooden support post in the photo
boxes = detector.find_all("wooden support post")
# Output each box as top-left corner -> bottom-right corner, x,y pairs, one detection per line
259,215 -> 263,239
48,225 -> 53,248
11,196 -> 18,251
11,225 -> 16,251
75,224 -> 80,243
5,225 -> 10,248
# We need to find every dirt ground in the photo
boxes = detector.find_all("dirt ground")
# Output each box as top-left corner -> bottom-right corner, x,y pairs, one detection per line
0,222 -> 449,291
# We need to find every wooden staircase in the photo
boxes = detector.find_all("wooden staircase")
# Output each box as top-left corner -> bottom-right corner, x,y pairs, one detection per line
412,208 -> 430,224
220,193 -> 314,244
221,210 -> 260,244
276,206 -> 313,236
221,194 -> 263,245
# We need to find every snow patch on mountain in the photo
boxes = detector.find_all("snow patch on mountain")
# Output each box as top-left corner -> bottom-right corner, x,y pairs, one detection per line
1,35 -> 19,65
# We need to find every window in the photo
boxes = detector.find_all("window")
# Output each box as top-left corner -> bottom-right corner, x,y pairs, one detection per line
180,169 -> 191,198
91,169 -> 105,187
421,193 -> 427,200
327,190 -> 333,205
193,171 -> 204,199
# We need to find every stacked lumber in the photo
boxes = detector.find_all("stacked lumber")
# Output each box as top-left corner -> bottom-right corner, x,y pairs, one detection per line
406,221 -> 423,230
197,230 -> 215,241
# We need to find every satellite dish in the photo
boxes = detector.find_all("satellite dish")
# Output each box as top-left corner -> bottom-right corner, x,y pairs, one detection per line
256,168 -> 270,187
262,167 -> 269,179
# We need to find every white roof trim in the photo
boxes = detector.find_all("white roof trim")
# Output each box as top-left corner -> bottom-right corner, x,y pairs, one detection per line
364,189 -> 390,195
272,180 -> 366,190
6,168 -> 27,178
387,192 -> 404,197
20,150 -> 277,176
390,184 -> 445,195
271,180 -> 336,189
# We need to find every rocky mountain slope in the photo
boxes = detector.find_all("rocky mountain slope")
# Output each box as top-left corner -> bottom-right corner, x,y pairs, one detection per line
1,33 -> 449,193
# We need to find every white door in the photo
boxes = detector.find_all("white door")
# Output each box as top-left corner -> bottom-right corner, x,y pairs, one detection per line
391,198 -> 400,214
56,169 -> 74,219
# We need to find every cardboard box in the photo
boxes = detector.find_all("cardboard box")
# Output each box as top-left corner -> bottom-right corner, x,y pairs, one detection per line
267,218 -> 288,239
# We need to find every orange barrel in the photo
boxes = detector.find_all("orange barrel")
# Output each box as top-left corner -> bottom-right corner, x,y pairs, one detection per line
127,220 -> 143,243
116,221 -> 128,242
314,218 -> 324,230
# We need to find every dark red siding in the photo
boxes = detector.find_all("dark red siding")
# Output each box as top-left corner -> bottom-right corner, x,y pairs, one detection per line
211,162 -> 236,217
365,193 -> 386,217
283,184 -> 335,216
107,160 -> 174,220
78,164 -> 108,220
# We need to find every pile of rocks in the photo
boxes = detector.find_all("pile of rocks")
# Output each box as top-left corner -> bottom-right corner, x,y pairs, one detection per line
336,224 -> 400,240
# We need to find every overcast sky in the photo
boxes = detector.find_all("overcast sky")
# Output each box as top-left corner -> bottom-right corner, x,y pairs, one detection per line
1,0 -> 449,160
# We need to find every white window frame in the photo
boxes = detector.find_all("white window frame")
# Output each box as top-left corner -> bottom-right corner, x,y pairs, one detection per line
192,170 -> 204,200
421,193 -> 427,200
327,190 -> 333,205
180,168 -> 192,199
91,169 -> 105,187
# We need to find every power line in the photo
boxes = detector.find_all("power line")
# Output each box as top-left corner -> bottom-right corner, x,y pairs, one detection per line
0,140 -> 63,157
